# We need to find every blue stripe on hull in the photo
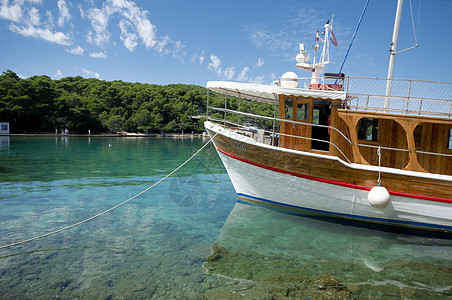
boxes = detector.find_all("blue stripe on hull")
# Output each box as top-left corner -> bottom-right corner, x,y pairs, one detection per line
237,193 -> 452,233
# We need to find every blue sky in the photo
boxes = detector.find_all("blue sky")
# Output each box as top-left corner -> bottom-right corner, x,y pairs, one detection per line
0,0 -> 450,86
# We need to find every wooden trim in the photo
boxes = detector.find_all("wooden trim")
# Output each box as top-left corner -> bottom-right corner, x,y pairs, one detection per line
208,128 -> 452,200
339,109 -> 452,125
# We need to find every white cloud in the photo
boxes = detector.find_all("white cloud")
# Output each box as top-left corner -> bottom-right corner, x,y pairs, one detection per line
90,51 -> 107,58
236,66 -> 249,82
153,35 -> 169,53
136,16 -> 155,48
223,67 -> 235,80
249,30 -> 293,54
208,54 -> 221,72
1,0 -> 74,46
57,0 -> 71,27
80,0 -> 187,60
28,6 -> 40,26
82,68 -> 100,79
45,9 -> 53,25
82,0 -> 163,55
256,57 -> 264,67
86,7 -> 110,46
119,18 -> 138,51
208,54 -> 237,79
9,23 -> 72,45
245,9 -> 324,60
110,0 -> 156,49
53,69 -> 63,79
191,52 -> 205,65
152,35 -> 185,62
66,45 -> 84,55
0,0 -> 24,22
171,40 -> 185,61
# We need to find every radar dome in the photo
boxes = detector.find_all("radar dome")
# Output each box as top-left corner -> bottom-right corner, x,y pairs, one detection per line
280,72 -> 299,88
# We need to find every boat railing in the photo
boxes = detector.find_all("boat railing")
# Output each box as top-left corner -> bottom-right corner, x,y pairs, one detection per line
207,106 -> 354,163
208,115 -> 354,165
357,143 -> 410,153
208,106 -> 354,145
207,77 -> 452,167
208,104 -> 452,165
277,75 -> 345,91
344,76 -> 452,118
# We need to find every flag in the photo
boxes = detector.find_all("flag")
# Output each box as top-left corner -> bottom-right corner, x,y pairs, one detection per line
330,30 -> 338,47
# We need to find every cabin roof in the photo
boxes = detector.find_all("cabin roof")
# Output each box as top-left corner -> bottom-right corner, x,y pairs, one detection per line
206,81 -> 346,104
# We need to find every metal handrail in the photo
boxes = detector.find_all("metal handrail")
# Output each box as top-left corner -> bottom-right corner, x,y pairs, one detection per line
207,106 -> 354,146
209,117 -> 353,164
209,106 -> 452,161
357,143 -> 411,152
415,150 -> 452,158
345,76 -> 452,118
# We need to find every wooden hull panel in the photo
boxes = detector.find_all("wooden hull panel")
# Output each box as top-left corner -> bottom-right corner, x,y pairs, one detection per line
205,121 -> 452,233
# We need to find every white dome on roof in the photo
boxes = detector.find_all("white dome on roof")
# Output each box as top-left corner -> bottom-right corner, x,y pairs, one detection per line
280,72 -> 299,88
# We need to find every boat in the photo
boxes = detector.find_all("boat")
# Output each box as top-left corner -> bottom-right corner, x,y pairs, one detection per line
204,1 -> 452,233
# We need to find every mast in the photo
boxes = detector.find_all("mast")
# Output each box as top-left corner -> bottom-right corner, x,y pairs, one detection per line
296,19 -> 332,86
384,0 -> 404,108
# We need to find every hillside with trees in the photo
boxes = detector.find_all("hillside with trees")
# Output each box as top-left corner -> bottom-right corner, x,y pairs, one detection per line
0,70 -> 274,134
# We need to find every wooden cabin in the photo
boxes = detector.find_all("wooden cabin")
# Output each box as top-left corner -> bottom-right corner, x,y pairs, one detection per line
277,88 -> 452,176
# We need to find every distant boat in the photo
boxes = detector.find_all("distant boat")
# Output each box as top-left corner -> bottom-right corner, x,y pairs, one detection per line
204,1 -> 452,233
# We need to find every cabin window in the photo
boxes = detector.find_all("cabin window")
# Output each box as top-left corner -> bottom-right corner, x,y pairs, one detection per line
358,118 -> 379,142
296,103 -> 309,121
313,109 -> 320,125
448,128 -> 452,150
1,124 -> 7,131
284,98 -> 293,119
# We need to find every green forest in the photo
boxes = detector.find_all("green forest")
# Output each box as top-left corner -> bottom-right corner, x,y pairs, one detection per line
0,70 -> 274,134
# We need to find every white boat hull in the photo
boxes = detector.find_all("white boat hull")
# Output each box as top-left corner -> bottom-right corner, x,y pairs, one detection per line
206,121 -> 452,233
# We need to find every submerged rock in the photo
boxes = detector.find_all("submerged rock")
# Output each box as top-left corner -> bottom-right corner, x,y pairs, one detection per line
206,243 -> 228,263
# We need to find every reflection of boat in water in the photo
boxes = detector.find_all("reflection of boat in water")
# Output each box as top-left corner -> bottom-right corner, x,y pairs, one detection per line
204,1 -> 452,233
204,202 -> 452,299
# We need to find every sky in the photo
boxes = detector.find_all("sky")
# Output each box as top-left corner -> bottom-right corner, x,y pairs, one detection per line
0,0 -> 451,86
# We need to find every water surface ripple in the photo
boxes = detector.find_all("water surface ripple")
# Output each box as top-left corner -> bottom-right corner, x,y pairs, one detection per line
0,136 -> 450,299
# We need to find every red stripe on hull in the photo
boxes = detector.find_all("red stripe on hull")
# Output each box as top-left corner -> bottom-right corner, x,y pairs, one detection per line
217,147 -> 452,204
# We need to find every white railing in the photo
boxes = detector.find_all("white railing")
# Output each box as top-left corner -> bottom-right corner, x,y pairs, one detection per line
207,107 -> 354,164
344,77 -> 452,118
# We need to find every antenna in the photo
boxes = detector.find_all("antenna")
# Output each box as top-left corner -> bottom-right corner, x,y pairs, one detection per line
296,19 -> 332,85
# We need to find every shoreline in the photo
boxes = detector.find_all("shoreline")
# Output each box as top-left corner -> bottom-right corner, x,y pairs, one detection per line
0,132 -> 207,138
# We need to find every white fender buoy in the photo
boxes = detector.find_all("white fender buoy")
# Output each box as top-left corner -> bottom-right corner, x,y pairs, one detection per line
368,184 -> 391,209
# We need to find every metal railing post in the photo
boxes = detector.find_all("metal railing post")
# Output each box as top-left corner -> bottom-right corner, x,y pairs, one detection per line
224,91 -> 227,126
406,79 -> 412,114
206,89 -> 210,119
238,92 -> 241,126
272,94 -> 277,146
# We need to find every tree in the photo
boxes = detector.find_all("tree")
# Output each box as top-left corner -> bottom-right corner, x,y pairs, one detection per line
0,69 -> 272,134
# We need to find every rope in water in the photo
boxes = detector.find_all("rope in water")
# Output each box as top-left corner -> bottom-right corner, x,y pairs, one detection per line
0,133 -> 217,250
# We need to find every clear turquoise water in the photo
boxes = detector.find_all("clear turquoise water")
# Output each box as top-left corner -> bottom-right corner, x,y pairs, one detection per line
0,136 -> 451,299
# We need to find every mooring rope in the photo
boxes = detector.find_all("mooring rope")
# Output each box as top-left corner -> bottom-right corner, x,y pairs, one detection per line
0,133 -> 217,250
